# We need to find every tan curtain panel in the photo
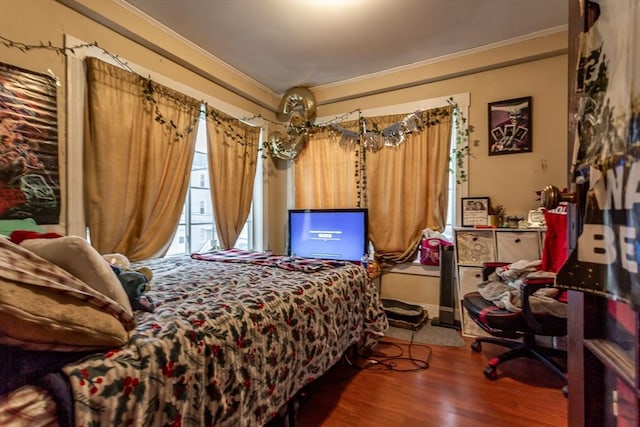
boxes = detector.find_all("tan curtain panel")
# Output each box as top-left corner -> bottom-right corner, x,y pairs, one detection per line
84,57 -> 200,260
205,105 -> 260,249
367,107 -> 453,265
294,119 -> 360,209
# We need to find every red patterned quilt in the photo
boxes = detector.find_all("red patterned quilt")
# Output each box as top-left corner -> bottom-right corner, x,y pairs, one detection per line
63,253 -> 387,426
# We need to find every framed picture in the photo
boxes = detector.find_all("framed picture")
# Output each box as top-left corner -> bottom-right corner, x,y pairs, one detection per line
488,96 -> 532,156
461,197 -> 490,227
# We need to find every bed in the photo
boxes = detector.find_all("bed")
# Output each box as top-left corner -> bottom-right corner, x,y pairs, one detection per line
0,240 -> 387,426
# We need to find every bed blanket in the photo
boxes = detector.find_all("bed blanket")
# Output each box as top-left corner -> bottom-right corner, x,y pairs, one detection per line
62,254 -> 387,426
477,260 -> 567,318
192,249 -> 347,272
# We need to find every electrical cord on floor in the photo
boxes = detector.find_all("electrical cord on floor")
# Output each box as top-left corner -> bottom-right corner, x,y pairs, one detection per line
343,330 -> 432,372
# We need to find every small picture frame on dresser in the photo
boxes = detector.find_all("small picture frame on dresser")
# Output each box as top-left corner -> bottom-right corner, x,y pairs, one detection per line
461,197 -> 490,227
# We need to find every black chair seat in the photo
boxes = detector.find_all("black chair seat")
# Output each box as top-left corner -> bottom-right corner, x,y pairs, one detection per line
464,291 -> 567,337
463,292 -> 525,335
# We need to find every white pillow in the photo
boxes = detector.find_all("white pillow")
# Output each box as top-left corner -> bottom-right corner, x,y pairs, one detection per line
19,236 -> 133,315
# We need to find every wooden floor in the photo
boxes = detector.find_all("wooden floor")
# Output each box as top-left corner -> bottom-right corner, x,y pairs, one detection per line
295,335 -> 567,427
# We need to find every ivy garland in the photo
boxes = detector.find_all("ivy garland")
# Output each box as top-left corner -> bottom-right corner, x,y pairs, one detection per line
0,35 -> 267,147
447,97 -> 471,184
139,77 -> 198,141
0,35 -> 469,183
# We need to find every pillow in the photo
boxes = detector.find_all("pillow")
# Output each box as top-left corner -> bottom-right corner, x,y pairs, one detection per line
0,218 -> 45,236
0,238 -> 135,351
19,236 -> 133,315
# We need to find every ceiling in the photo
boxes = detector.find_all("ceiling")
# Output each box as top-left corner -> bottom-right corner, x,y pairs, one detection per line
121,0 -> 568,95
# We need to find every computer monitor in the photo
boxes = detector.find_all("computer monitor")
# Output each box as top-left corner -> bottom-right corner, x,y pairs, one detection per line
287,208 -> 368,262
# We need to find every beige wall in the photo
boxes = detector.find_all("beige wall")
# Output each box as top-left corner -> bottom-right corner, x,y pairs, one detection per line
1,1 -> 569,273
313,33 -> 568,309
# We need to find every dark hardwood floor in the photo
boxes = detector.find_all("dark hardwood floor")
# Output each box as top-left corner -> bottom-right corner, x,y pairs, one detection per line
295,335 -> 567,427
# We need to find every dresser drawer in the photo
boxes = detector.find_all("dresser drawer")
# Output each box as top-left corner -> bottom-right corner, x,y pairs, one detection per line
458,266 -> 484,298
455,230 -> 496,265
496,231 -> 541,263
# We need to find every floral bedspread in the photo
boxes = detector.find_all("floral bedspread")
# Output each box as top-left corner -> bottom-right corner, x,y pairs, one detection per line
63,254 -> 387,426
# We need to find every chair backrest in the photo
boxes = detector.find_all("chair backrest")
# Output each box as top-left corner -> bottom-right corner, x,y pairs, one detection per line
541,204 -> 568,273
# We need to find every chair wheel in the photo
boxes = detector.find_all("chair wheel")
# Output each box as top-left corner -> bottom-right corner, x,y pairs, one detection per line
471,341 -> 482,352
483,366 -> 498,380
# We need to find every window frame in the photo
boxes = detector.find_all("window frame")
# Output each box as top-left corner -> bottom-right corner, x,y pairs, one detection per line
166,113 -> 257,256
306,94 -> 470,250
65,35 -> 265,250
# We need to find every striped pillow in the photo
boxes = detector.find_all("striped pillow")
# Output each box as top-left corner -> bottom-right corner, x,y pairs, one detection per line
0,239 -> 135,351
19,236 -> 133,315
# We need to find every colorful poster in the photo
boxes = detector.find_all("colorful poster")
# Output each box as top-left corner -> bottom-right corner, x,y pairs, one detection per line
556,1 -> 640,308
0,62 -> 59,224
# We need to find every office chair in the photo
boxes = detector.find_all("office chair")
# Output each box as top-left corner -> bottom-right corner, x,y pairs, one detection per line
464,205 -> 569,395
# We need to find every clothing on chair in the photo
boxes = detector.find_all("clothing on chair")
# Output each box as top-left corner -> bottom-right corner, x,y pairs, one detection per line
477,259 -> 566,318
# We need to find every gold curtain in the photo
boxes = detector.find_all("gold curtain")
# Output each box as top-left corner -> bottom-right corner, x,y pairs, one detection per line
294,119 -> 360,208
205,105 -> 260,249
84,57 -> 200,260
367,107 -> 453,265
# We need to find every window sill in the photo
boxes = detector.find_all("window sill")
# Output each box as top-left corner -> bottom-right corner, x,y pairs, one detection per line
383,262 -> 440,277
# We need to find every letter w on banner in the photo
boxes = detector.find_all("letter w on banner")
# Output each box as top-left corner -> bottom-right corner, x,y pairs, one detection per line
556,0 -> 640,309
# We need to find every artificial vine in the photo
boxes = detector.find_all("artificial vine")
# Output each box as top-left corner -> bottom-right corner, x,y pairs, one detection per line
1,34 -> 471,177
139,77 -> 199,141
447,97 -> 470,184
0,35 -> 265,147
355,115 -> 367,208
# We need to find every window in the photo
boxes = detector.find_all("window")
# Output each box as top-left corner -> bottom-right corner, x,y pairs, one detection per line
413,122 -> 456,263
165,113 -> 254,255
65,36 -> 261,244
312,94 -> 467,263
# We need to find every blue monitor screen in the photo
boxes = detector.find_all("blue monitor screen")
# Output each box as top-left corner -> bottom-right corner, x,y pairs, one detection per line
288,209 -> 368,262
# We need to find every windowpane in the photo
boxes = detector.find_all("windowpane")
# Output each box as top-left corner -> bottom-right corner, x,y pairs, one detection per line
165,113 -> 253,256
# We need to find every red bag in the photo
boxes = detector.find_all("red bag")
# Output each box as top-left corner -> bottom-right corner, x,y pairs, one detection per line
540,203 -> 568,273
419,237 -> 452,266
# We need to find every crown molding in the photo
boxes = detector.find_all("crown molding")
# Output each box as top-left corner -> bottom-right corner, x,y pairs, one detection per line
56,0 -> 280,112
314,25 -> 568,93
311,27 -> 568,106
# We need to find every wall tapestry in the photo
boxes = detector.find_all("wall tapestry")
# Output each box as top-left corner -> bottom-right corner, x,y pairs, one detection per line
0,62 -> 60,224
556,0 -> 640,308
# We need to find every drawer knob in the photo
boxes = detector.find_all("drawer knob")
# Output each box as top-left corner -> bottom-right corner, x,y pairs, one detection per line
515,238 -> 521,243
